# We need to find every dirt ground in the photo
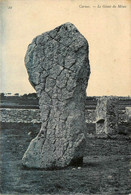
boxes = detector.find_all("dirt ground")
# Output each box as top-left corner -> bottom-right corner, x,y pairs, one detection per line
0,123 -> 131,194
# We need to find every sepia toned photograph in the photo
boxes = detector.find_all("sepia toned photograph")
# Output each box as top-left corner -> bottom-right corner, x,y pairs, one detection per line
0,0 -> 131,194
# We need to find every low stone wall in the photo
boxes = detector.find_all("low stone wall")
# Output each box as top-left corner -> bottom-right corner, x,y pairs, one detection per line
0,108 -> 41,123
0,108 -> 128,124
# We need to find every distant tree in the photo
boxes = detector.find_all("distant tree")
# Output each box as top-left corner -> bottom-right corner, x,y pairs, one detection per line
14,93 -> 19,96
22,94 -> 28,99
28,93 -> 37,99
6,93 -> 12,96
0,93 -> 5,98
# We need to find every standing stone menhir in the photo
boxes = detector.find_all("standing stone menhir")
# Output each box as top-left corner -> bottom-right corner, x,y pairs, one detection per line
96,96 -> 118,135
22,22 -> 90,169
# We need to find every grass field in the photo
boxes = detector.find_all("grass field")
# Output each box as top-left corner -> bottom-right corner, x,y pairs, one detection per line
0,122 -> 131,194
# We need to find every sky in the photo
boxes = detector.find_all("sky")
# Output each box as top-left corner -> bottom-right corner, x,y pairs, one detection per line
0,0 -> 131,96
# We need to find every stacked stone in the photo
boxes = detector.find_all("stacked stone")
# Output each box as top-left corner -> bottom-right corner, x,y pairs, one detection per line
22,23 -> 90,169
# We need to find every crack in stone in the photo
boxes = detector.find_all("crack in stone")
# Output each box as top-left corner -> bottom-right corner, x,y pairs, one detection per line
22,22 -> 90,169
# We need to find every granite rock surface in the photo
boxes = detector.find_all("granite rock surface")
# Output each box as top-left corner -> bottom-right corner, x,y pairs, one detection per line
96,97 -> 118,135
22,23 -> 90,169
